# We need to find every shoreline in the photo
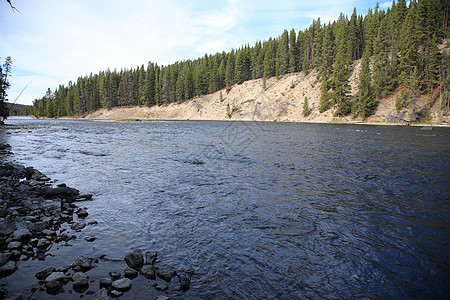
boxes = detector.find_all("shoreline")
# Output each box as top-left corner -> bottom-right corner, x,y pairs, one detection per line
0,140 -> 192,299
17,116 -> 450,128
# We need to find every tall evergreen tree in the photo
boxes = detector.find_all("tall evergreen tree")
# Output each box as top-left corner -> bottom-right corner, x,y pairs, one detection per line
276,29 -> 289,78
288,28 -> 298,73
353,49 -> 376,118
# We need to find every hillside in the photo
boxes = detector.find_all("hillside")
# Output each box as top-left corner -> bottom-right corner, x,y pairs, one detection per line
84,61 -> 449,124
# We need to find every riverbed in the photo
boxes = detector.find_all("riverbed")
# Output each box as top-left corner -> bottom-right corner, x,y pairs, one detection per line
2,118 -> 449,299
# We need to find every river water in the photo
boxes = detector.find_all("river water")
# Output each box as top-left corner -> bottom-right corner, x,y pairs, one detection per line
2,118 -> 449,299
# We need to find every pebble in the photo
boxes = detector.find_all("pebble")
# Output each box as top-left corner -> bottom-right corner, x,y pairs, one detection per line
155,283 -> 169,291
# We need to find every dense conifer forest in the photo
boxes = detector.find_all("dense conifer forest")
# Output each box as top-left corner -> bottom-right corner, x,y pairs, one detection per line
32,0 -> 449,119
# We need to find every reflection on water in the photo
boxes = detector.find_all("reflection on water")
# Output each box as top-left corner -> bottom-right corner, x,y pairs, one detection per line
3,118 -> 450,299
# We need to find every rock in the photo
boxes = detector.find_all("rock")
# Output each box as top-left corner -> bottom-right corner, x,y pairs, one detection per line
45,272 -> 65,283
110,290 -> 122,298
29,221 -> 50,233
0,220 -> 16,236
124,268 -> 138,279
74,256 -> 92,271
144,251 -> 157,265
42,186 -> 79,199
35,267 -> 55,280
0,261 -> 17,276
99,277 -> 112,289
71,222 -> 86,231
12,228 -> 31,240
90,288 -> 108,300
7,241 -> 21,250
77,194 -> 93,201
76,208 -> 88,218
124,249 -> 143,269
3,293 -> 23,300
178,273 -> 191,292
72,271 -> 88,282
73,278 -> 89,292
155,283 -> 169,291
0,253 -> 11,267
157,269 -> 176,282
109,271 -> 121,280
84,236 -> 96,242
111,278 -> 132,291
156,296 -> 169,300
45,280 -> 62,294
36,238 -> 51,249
140,265 -> 156,279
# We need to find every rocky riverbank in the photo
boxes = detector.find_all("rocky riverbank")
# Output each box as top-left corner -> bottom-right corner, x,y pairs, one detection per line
0,142 -> 193,299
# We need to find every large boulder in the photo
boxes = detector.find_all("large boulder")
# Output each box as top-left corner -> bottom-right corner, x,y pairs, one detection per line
124,249 -> 143,269
42,186 -> 79,199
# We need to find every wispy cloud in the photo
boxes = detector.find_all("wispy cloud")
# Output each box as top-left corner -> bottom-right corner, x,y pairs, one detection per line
1,0 -> 379,105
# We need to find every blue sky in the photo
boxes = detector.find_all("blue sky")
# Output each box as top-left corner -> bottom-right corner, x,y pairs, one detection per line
1,0 -> 391,105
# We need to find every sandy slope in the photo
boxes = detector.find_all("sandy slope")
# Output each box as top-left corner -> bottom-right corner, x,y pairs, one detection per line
84,60 -> 449,124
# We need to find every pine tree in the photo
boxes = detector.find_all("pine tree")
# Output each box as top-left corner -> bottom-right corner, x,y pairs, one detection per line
288,28 -> 298,73
0,57 -> 12,122
373,12 -> 397,98
399,0 -> 419,86
302,96 -> 311,117
264,38 -> 276,78
331,14 -> 352,116
225,50 -> 235,87
353,49 -> 376,119
276,30 -> 289,78
319,78 -> 331,112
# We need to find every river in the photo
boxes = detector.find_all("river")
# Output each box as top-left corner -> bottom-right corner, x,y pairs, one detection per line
2,118 -> 449,299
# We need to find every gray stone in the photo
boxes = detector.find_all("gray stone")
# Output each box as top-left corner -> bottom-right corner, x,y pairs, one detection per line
0,253 -> 11,267
42,186 -> 79,199
45,280 -> 62,294
73,278 -> 89,292
71,222 -> 86,231
45,272 -> 65,283
99,277 -> 112,289
0,261 -> 17,276
155,283 -> 168,291
156,296 -> 169,300
109,271 -> 121,280
124,249 -> 143,269
35,267 -> 56,280
112,278 -> 132,291
76,208 -> 88,218
90,288 -> 108,300
140,265 -> 155,279
36,238 -> 50,249
74,256 -> 92,271
157,269 -> 176,282
72,271 -> 88,282
0,220 -> 15,236
110,290 -> 122,298
178,273 -> 191,292
12,228 -> 31,240
124,268 -> 138,279
7,241 -> 21,250
3,293 -> 23,300
144,251 -> 157,265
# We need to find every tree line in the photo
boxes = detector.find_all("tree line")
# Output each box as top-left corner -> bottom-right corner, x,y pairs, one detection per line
33,0 -> 449,120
